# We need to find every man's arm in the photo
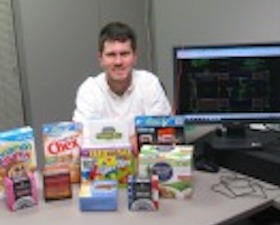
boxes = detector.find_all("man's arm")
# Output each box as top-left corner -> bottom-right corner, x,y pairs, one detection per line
143,76 -> 172,115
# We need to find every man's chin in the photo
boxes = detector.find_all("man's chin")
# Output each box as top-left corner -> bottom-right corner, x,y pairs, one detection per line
112,75 -> 129,81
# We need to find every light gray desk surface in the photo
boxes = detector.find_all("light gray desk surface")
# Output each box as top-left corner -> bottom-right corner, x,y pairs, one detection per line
1,169 -> 280,225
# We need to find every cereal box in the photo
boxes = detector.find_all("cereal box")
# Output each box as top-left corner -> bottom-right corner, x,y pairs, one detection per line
0,126 -> 37,197
42,122 -> 82,183
139,144 -> 193,199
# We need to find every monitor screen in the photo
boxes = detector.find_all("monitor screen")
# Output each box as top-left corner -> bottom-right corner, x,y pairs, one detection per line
174,42 -> 280,124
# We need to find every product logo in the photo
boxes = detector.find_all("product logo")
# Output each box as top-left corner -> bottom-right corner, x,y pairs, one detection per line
152,162 -> 173,182
96,127 -> 122,140
47,135 -> 79,155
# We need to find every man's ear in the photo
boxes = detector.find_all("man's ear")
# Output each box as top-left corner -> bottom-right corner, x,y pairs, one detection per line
97,52 -> 102,60
98,52 -> 103,66
133,53 -> 138,66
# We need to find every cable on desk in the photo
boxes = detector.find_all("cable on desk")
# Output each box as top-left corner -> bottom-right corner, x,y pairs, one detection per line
210,170 -> 280,199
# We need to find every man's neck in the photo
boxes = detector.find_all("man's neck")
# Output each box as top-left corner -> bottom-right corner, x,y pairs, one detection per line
107,77 -> 131,96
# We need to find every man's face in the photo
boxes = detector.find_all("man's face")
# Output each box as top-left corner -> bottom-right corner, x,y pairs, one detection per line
99,40 -> 137,83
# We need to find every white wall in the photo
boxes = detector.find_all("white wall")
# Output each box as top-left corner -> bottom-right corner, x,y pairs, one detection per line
152,0 -> 280,104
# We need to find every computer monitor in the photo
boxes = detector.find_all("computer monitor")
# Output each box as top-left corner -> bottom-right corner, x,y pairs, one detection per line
174,42 -> 280,150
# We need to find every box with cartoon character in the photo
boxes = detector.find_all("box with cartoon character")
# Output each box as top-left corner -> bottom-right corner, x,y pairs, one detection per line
80,120 -> 135,188
0,126 -> 37,197
81,144 -> 135,188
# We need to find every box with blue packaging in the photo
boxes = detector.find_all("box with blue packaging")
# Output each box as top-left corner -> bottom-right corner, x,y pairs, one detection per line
79,180 -> 118,211
135,116 -> 186,148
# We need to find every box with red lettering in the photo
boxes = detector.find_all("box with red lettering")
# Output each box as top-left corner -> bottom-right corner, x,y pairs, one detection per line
42,122 -> 82,183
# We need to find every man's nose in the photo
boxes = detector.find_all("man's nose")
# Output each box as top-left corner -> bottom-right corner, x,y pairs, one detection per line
114,55 -> 123,64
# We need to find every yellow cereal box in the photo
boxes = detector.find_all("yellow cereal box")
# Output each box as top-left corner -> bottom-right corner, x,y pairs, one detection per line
42,122 -> 82,183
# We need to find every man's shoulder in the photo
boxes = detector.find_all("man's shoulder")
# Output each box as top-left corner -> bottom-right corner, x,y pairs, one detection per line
80,72 -> 105,86
77,72 -> 106,94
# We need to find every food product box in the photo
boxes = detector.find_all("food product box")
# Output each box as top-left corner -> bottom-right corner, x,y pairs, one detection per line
128,174 -> 159,211
139,144 -> 193,199
79,180 -> 118,211
43,166 -> 72,201
0,126 -> 37,197
4,172 -> 38,211
135,116 -> 186,149
81,143 -> 135,188
42,122 -> 82,183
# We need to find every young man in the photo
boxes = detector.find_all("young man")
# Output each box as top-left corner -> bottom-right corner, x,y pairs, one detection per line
73,22 -> 171,150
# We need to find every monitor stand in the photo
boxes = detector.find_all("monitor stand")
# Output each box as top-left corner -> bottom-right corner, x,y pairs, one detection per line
194,126 -> 280,185
206,123 -> 273,151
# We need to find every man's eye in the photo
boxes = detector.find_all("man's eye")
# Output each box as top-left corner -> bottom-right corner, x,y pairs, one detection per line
121,52 -> 130,56
106,53 -> 115,57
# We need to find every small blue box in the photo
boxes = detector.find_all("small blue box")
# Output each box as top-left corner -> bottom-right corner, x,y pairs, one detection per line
79,180 -> 118,211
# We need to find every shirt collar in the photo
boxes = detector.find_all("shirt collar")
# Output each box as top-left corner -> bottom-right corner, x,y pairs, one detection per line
105,70 -> 135,98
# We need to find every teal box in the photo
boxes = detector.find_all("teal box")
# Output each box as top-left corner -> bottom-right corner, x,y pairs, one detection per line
79,180 -> 118,211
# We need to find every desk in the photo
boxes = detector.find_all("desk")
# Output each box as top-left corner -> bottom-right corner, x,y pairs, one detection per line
1,170 -> 280,225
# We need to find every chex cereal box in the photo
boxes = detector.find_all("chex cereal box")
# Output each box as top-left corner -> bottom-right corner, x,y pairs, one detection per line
81,143 -> 135,188
43,121 -> 82,183
0,126 -> 37,197
139,144 -> 193,199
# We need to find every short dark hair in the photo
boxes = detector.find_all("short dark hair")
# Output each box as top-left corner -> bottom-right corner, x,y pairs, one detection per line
99,22 -> 137,53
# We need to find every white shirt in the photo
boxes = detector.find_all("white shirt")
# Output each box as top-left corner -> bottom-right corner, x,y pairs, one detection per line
73,69 -> 171,135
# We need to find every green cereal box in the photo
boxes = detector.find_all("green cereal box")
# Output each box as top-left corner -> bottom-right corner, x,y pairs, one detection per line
0,126 -> 37,197
139,144 -> 193,199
